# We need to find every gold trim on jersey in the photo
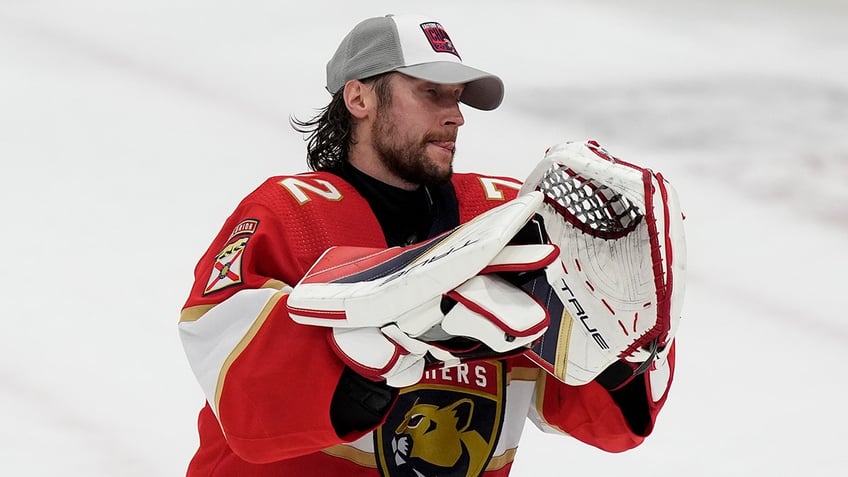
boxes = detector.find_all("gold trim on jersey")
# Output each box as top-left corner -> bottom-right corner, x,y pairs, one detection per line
321,444 -> 378,468
554,309 -> 575,380
179,304 -> 214,323
214,292 -> 285,412
486,448 -> 518,471
508,366 -> 541,383
262,279 -> 291,291
178,280 -> 291,323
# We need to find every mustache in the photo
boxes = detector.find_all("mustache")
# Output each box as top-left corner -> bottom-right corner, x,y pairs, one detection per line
423,132 -> 457,143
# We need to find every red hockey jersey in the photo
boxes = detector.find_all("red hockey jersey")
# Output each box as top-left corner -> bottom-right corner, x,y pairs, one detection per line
179,171 -> 675,476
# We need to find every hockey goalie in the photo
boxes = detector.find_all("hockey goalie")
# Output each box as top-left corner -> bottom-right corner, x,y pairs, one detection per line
180,139 -> 687,477
288,138 -> 687,388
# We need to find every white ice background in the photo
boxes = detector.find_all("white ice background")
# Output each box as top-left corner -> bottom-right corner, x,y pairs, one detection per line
2,0 -> 847,475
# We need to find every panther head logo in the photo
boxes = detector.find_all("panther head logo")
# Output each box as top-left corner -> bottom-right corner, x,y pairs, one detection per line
390,398 -> 490,477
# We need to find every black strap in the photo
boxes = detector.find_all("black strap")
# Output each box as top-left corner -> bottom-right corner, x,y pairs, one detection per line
330,367 -> 399,438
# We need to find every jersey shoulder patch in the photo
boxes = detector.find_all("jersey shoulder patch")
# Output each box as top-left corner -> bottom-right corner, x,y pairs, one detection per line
203,218 -> 260,295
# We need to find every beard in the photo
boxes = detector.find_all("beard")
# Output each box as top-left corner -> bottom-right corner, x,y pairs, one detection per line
371,111 -> 455,186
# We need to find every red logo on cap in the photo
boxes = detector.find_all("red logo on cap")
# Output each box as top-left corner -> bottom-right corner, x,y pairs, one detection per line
420,22 -> 461,59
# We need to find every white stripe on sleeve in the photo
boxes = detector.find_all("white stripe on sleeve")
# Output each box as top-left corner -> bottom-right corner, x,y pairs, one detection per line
179,288 -> 281,417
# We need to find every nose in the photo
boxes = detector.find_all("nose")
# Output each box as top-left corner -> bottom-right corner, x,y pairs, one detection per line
443,101 -> 465,128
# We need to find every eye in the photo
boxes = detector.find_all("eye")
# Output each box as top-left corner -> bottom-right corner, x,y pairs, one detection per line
407,414 -> 424,428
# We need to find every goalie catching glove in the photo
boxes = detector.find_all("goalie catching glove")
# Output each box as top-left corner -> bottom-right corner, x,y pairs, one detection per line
286,193 -> 559,387
519,140 -> 687,387
521,141 -> 686,387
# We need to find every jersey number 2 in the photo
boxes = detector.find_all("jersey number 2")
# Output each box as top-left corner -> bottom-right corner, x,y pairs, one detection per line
279,177 -> 344,204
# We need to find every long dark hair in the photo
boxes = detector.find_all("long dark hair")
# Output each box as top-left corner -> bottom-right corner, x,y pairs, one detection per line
291,74 -> 393,171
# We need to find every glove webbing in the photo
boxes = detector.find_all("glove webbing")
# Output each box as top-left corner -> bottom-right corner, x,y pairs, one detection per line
536,163 -> 642,239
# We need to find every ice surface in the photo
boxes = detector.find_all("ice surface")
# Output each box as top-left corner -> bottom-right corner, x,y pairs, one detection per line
2,1 -> 846,475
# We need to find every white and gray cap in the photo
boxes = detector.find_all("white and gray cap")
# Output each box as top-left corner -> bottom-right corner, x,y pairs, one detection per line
326,14 -> 504,111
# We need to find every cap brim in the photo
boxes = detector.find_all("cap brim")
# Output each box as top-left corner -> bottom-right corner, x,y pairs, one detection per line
395,62 -> 504,111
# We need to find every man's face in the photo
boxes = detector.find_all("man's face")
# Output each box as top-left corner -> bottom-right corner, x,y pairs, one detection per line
371,74 -> 465,186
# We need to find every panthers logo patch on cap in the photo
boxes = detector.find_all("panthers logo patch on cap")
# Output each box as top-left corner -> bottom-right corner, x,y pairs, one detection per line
420,22 -> 461,59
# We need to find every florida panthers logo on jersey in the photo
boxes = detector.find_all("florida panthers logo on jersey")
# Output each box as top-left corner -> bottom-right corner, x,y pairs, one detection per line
203,219 -> 259,295
375,361 -> 505,477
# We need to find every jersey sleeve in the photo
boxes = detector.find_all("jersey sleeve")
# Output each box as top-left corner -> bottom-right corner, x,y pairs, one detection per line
177,198 -> 361,464
527,341 -> 676,452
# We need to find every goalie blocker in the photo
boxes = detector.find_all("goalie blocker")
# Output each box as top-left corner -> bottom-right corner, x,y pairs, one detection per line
286,193 -> 561,387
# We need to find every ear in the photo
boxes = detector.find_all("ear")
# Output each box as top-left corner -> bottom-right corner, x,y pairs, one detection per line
343,79 -> 372,120
447,398 -> 475,433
